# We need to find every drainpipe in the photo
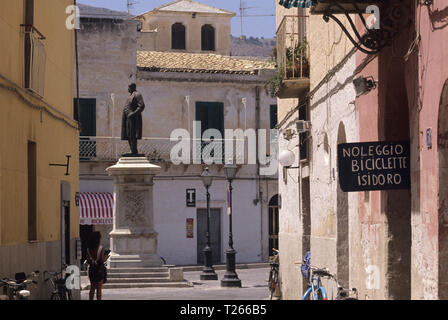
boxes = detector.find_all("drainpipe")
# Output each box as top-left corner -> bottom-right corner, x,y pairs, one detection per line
255,85 -> 263,260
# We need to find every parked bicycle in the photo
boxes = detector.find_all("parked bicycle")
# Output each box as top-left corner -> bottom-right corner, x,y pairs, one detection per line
268,248 -> 280,300
44,266 -> 73,300
0,271 -> 39,300
296,252 -> 358,300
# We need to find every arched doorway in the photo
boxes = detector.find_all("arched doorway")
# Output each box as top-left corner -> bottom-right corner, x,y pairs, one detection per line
438,79 -> 448,299
337,123 -> 349,288
268,195 -> 279,257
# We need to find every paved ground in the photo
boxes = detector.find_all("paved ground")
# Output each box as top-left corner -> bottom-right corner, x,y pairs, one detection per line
81,267 -> 272,300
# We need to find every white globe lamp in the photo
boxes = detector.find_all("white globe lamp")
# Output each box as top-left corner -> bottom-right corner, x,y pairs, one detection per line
279,149 -> 296,167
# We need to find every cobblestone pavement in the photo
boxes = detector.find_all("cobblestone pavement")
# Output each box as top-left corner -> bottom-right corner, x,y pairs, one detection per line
81,267 -> 272,300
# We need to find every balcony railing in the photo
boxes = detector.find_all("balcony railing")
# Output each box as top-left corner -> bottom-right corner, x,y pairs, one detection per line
277,15 -> 309,80
275,15 -> 310,99
79,137 -> 248,164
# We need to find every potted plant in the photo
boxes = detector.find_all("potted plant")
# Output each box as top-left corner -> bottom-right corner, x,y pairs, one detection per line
285,40 -> 309,78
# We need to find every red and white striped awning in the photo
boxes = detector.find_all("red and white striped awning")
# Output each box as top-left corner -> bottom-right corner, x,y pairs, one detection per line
80,192 -> 114,225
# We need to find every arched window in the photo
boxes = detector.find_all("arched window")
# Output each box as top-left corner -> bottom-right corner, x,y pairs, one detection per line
172,23 -> 186,50
201,24 -> 215,51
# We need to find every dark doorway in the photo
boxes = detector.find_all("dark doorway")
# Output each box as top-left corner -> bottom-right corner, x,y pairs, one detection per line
268,195 -> 279,257
302,177 -> 311,292
62,200 -> 71,266
438,79 -> 448,299
197,208 -> 221,265
80,225 -> 93,268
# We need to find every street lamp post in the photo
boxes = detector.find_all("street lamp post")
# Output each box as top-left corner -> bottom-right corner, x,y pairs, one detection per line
200,167 -> 218,280
221,164 -> 242,287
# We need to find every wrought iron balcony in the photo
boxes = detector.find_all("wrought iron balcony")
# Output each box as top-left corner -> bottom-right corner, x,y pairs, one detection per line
79,137 -> 247,164
276,15 -> 310,99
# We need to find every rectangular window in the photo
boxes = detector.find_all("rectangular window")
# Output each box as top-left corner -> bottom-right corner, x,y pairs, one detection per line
195,102 -> 224,163
75,98 -> 97,160
299,103 -> 308,161
28,141 -> 37,242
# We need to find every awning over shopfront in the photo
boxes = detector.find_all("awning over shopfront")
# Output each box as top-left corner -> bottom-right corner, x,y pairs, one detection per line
79,192 -> 114,225
279,0 -> 315,8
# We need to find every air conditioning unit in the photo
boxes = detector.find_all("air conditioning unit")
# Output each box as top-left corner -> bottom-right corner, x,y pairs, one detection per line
296,120 -> 311,133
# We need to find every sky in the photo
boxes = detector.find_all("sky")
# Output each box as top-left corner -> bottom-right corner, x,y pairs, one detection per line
77,0 -> 277,38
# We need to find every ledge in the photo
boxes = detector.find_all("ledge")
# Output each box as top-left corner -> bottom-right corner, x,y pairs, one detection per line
277,78 -> 310,99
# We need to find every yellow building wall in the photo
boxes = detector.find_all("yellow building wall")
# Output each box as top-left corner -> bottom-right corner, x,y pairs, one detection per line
0,0 -> 79,248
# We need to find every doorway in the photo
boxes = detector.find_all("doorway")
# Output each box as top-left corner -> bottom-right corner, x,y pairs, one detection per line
438,79 -> 448,299
197,208 -> 221,265
268,195 -> 279,257
62,200 -> 71,266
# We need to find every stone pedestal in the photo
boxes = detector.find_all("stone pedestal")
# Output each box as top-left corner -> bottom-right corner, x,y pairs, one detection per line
106,157 -> 163,268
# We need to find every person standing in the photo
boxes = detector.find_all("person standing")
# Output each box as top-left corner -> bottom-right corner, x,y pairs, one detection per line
86,231 -> 109,300
121,83 -> 145,155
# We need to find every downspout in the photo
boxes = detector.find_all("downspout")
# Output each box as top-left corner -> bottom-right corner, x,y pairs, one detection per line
255,85 -> 263,261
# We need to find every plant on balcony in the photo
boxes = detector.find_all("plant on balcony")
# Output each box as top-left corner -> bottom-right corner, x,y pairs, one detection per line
264,62 -> 285,98
285,40 -> 309,78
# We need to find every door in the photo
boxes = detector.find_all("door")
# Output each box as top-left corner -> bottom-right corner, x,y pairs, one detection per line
268,195 -> 279,257
62,200 -> 71,266
197,208 -> 221,265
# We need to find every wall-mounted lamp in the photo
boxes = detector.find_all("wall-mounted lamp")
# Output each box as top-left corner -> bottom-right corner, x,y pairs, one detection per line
423,0 -> 433,6
279,149 -> 299,169
353,76 -> 377,97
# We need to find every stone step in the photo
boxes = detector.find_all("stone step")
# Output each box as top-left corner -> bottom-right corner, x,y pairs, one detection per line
107,272 -> 169,278
100,281 -> 193,289
107,267 -> 169,274
106,277 -> 175,284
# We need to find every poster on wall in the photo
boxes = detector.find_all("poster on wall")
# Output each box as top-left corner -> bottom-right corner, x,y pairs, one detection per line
337,141 -> 411,192
186,218 -> 194,238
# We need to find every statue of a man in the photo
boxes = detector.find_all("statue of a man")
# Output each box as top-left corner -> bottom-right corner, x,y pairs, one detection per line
121,83 -> 145,156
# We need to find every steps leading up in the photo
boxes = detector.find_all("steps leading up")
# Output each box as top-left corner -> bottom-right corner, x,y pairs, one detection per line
82,266 -> 192,290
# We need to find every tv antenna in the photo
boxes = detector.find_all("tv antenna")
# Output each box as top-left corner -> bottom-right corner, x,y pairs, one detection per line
239,0 -> 260,38
127,0 -> 139,15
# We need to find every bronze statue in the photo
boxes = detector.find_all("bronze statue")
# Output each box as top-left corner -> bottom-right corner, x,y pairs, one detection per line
121,83 -> 145,156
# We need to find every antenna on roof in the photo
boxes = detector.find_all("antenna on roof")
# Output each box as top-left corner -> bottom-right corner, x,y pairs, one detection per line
127,0 -> 139,15
239,0 -> 259,39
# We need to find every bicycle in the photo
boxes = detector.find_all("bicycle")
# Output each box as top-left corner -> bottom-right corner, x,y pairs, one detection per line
0,271 -> 39,300
44,267 -> 73,300
296,258 -> 358,300
268,248 -> 280,300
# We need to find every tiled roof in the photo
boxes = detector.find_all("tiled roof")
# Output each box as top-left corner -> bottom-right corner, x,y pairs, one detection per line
78,4 -> 131,19
137,51 -> 275,75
